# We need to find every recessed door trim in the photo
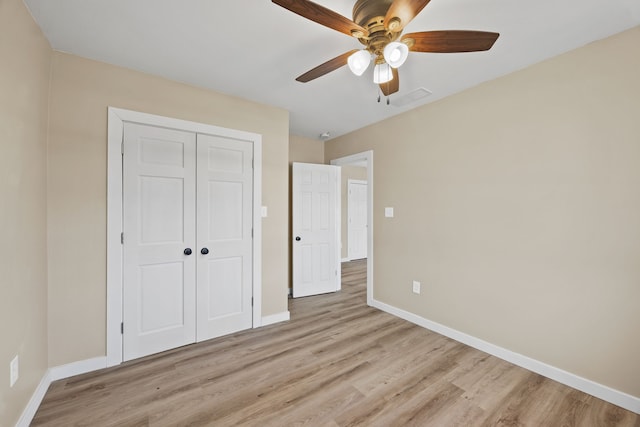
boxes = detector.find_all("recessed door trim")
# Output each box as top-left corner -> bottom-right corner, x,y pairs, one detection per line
107,107 -> 263,367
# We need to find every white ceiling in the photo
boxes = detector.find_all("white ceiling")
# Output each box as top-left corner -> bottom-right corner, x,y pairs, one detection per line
24,0 -> 640,140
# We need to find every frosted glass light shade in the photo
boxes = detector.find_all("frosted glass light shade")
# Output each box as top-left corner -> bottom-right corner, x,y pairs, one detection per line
383,42 -> 409,68
373,63 -> 393,84
347,50 -> 371,76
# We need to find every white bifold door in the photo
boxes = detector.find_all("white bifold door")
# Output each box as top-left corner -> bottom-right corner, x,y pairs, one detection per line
292,163 -> 341,298
123,122 -> 253,361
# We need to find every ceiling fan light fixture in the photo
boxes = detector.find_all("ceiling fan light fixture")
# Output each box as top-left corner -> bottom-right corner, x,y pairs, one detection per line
347,50 -> 371,76
373,63 -> 394,84
383,42 -> 409,68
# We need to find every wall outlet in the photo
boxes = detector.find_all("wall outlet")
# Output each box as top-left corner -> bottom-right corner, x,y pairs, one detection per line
10,355 -> 19,387
412,280 -> 421,294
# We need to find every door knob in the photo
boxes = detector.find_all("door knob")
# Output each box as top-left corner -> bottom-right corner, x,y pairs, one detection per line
201,248 -> 209,255
184,248 -> 192,255
295,236 -> 301,241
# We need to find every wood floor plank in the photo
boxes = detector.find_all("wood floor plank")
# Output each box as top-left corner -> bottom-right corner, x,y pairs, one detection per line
31,259 -> 639,426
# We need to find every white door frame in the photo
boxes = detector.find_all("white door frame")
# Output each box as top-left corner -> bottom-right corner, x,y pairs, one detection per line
106,107 -> 262,367
331,151 -> 373,307
347,179 -> 368,261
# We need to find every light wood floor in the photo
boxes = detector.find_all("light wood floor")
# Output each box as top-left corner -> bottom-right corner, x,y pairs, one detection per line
33,259 -> 639,426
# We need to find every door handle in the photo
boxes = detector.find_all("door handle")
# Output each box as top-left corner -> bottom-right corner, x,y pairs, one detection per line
184,248 -> 192,255
201,248 -> 209,255
295,236 -> 301,241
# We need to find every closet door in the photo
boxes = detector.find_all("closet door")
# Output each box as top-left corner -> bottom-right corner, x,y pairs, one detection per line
196,134 -> 253,341
122,123 -> 197,361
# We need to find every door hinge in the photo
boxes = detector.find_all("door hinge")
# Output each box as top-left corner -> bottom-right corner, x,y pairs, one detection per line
251,158 -> 254,169
251,297 -> 254,307
120,322 -> 124,334
121,232 -> 124,244
335,270 -> 338,276
121,140 -> 124,155
251,228 -> 253,238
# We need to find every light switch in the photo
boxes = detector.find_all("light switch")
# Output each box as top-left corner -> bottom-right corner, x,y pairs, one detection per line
261,206 -> 268,218
385,207 -> 394,218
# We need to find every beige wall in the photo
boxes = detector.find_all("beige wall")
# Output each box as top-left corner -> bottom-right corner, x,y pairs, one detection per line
326,26 -> 640,398
289,134 -> 325,165
0,0 -> 51,424
340,166 -> 367,259
47,52 -> 290,366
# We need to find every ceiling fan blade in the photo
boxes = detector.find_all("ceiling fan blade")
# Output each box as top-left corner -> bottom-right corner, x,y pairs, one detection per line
296,50 -> 359,83
384,0 -> 432,32
272,0 -> 368,38
403,30 -> 500,53
379,68 -> 399,96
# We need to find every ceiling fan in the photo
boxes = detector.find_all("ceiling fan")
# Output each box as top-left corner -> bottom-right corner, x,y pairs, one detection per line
272,0 -> 500,97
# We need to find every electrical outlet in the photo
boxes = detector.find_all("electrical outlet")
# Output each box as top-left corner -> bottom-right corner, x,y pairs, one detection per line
10,355 -> 19,387
412,280 -> 421,294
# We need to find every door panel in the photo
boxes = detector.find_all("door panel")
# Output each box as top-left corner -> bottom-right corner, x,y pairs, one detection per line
139,262 -> 185,333
207,256 -> 243,317
292,163 -> 341,298
140,176 -> 185,243
196,134 -> 253,341
123,122 -> 196,361
209,181 -> 243,240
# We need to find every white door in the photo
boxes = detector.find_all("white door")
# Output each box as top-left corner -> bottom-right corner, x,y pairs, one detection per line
123,123 -> 254,361
292,163 -> 341,298
348,180 -> 368,260
196,134 -> 253,341
123,123 -> 197,361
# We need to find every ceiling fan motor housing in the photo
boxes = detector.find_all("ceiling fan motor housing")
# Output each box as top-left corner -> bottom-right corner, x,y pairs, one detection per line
352,0 -> 391,25
352,0 -> 400,56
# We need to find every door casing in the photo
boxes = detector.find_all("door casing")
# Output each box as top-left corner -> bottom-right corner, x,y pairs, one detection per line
107,107 -> 262,367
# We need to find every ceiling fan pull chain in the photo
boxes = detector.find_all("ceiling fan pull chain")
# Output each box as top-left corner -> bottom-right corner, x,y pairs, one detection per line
387,96 -> 390,105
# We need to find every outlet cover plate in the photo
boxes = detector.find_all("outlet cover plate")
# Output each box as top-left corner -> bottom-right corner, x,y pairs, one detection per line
10,355 -> 18,387
412,280 -> 421,294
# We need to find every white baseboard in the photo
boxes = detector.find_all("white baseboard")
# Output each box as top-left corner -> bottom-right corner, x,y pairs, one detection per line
49,356 -> 107,381
16,356 -> 108,427
261,311 -> 290,326
371,298 -> 640,415
16,370 -> 52,427
341,257 -> 351,262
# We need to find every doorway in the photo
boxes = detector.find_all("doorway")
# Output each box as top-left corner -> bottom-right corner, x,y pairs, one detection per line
330,151 -> 373,306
